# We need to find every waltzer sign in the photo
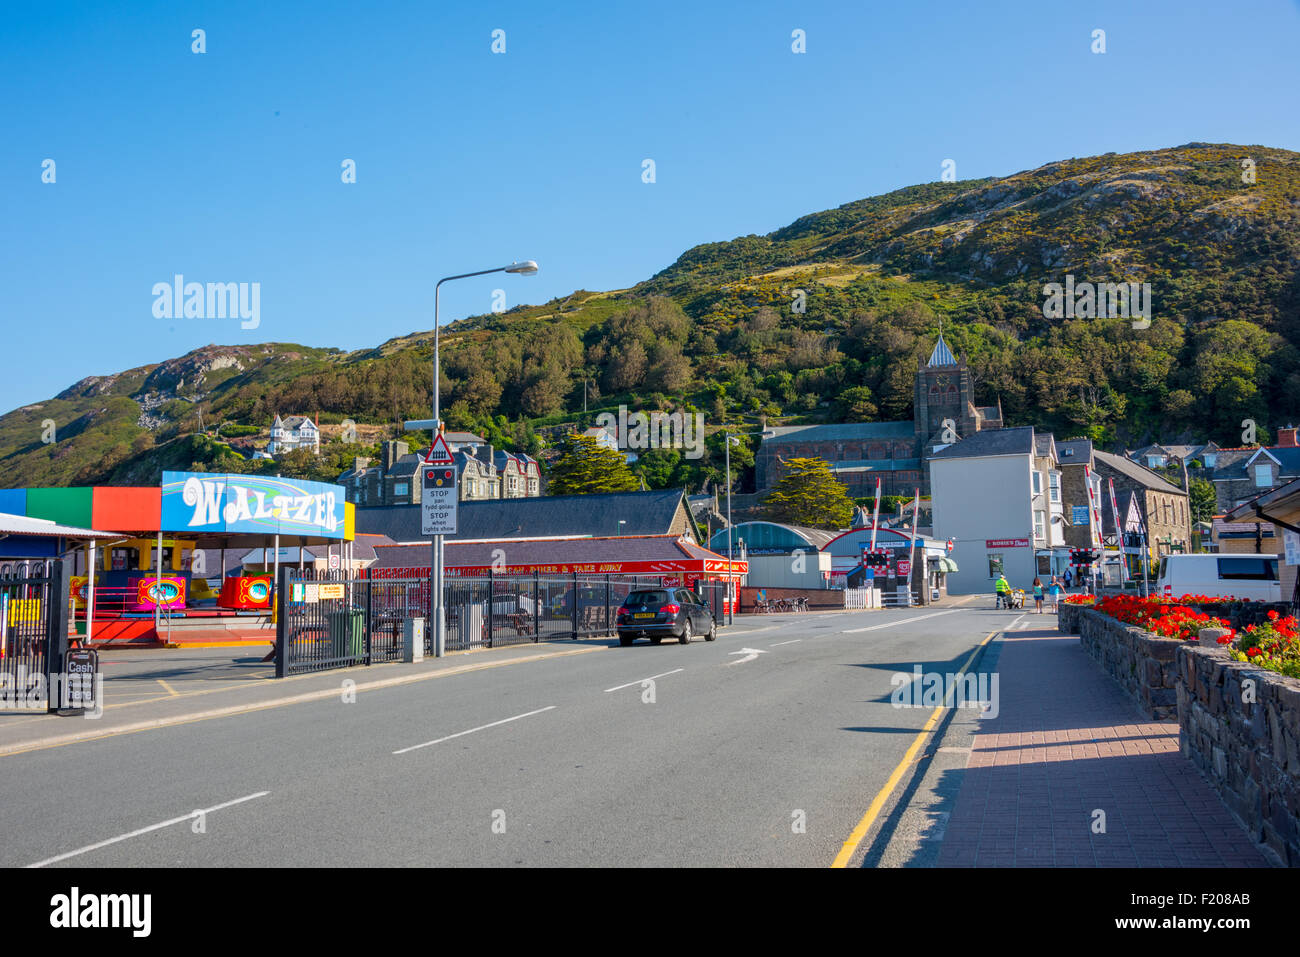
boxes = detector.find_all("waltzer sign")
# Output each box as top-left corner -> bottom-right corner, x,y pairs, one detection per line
161,472 -> 346,538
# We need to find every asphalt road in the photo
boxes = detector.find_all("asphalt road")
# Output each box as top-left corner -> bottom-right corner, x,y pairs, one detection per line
3,601 -> 1022,867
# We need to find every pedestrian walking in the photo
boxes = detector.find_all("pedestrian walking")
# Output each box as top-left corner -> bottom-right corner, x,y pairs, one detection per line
994,573 -> 1011,609
1063,567 -> 1073,590
1048,576 -> 1063,612
1032,577 -> 1044,613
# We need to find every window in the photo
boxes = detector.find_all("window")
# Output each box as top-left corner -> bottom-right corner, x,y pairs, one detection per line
1034,511 -> 1046,540
1255,464 -> 1272,487
1203,453 -> 1217,468
988,554 -> 1004,578
1032,472 -> 1042,495
393,481 -> 408,497
1218,558 -> 1278,581
1049,472 -> 1060,503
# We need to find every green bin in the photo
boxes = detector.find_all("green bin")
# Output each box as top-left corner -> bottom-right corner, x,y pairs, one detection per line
327,609 -> 365,659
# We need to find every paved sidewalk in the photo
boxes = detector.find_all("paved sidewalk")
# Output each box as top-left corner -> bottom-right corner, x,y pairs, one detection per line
935,616 -> 1271,867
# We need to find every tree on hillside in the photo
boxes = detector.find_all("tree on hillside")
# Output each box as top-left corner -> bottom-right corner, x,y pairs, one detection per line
762,457 -> 854,529
547,433 -> 640,495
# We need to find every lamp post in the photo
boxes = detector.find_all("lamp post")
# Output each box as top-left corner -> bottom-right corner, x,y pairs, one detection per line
423,261 -> 538,656
616,519 -> 626,537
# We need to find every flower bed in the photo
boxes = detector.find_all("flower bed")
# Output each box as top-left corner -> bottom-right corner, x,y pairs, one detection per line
1088,594 -> 1233,641
1214,610 -> 1300,680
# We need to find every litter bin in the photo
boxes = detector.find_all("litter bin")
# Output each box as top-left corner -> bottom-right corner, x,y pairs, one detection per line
327,609 -> 365,659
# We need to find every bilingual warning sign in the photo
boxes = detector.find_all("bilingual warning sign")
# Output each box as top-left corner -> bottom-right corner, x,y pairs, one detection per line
421,434 -> 458,536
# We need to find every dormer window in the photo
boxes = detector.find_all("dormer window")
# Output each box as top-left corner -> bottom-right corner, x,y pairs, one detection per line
1255,464 -> 1273,487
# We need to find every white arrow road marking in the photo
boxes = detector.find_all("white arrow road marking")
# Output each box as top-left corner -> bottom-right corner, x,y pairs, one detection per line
26,791 -> 270,868
604,668 -> 684,693
842,609 -> 961,634
727,647 -> 768,666
393,706 -> 556,754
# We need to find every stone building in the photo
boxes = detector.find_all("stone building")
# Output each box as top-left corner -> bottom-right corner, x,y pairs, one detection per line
338,435 -> 539,506
1205,428 -> 1300,512
755,333 -> 1003,496
1092,450 -> 1191,557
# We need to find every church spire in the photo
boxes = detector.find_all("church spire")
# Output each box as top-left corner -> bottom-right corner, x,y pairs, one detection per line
927,327 -> 957,367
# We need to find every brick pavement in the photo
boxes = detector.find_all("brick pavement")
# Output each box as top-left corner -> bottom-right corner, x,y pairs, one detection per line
936,618 -> 1271,867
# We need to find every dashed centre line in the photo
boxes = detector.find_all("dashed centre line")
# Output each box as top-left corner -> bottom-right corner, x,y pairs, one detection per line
26,791 -> 270,868
604,669 -> 684,693
393,706 -> 557,755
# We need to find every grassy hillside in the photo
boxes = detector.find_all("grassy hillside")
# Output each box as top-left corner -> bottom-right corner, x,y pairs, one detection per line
3,142 -> 1297,493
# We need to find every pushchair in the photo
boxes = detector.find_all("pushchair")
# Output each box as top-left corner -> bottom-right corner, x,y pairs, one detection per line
995,588 -> 1025,610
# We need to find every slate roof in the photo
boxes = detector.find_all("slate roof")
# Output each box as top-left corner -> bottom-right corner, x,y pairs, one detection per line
1056,438 -> 1093,462
1212,517 -> 1274,538
1034,433 -> 1057,458
831,459 -> 923,473
371,534 -> 718,570
929,426 -> 1036,459
1092,450 -> 1185,492
355,488 -> 691,544
761,421 -> 915,444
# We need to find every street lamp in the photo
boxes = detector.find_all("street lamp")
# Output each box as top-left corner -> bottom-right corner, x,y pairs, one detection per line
721,428 -> 764,624
424,261 -> 538,657
617,519 -> 626,536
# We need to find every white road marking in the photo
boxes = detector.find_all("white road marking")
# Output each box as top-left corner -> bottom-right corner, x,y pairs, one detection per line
721,624 -> 782,637
393,706 -> 557,754
842,610 -> 962,634
26,791 -> 270,868
769,639 -> 801,647
727,647 -> 768,666
603,668 -> 684,693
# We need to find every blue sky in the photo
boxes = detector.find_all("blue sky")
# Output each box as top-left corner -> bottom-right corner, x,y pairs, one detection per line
2,0 -> 1297,414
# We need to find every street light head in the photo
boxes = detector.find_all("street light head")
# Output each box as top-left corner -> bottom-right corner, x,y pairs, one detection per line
504,260 -> 540,275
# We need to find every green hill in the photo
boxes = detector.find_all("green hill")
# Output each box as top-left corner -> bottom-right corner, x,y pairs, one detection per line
3,142 -> 1297,493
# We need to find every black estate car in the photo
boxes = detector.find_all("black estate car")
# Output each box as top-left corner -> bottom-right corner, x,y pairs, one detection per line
616,588 -> 717,646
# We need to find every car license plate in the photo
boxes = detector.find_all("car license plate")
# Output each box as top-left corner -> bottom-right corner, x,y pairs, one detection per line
634,612 -> 655,619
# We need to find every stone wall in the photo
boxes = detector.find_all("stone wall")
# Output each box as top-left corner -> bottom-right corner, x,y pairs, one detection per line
1059,605 -> 1179,719
1177,643 -> 1300,867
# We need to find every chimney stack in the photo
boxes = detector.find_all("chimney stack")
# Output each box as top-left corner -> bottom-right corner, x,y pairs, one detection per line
1278,426 -> 1298,448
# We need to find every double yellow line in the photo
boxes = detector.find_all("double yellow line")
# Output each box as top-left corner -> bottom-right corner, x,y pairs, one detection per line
830,623 -> 1004,868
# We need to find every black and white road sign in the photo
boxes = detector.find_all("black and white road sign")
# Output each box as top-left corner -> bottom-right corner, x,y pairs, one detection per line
421,434 -> 458,536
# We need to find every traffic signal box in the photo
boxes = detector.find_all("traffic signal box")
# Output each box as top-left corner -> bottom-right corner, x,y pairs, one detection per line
423,466 -> 456,491
1069,548 -> 1100,567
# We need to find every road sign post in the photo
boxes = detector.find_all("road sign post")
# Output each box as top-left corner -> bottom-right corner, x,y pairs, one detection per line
422,434 -> 458,657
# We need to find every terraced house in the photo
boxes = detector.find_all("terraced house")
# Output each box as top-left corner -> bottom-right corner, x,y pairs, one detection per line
338,435 -> 540,506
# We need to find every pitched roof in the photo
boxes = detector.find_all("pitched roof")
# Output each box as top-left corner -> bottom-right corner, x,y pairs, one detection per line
1092,449 -> 1185,492
761,420 -> 914,445
929,426 -> 1035,460
370,534 -> 716,570
927,334 -> 957,367
1034,433 -> 1057,458
355,488 -> 691,543
1056,438 -> 1093,462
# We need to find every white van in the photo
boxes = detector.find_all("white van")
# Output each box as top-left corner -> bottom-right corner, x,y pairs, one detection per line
1155,554 -> 1281,601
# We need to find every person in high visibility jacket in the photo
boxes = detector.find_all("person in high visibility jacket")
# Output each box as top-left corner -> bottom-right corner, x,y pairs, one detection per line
994,574 -> 1011,608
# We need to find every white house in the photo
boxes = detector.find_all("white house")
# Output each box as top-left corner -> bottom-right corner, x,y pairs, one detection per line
268,415 -> 320,456
930,426 -> 1068,596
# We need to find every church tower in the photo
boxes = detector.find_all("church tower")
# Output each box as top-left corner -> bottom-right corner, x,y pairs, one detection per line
914,331 -> 979,446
